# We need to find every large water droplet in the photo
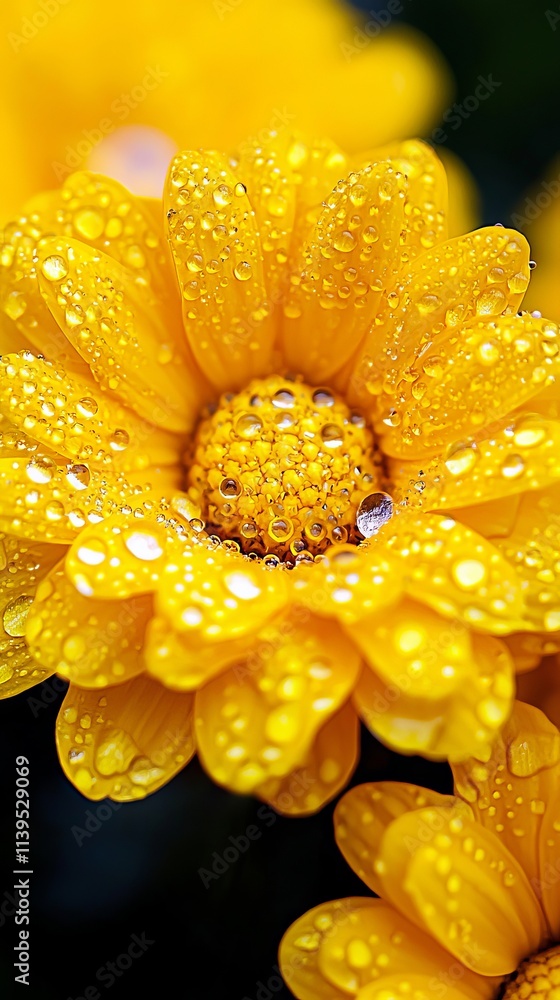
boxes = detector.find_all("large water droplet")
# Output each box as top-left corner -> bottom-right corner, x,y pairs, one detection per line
3,594 -> 33,637
124,531 -> 164,561
356,492 -> 394,537
41,255 -> 68,281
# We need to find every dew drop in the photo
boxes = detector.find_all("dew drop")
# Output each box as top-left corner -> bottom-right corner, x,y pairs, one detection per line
77,538 -> 107,566
312,389 -> 334,408
513,416 -> 546,448
320,424 -> 343,448
225,571 -> 261,600
356,492 -> 394,537
66,463 -> 91,491
452,558 -> 486,589
3,594 -> 33,637
444,442 -> 479,477
109,428 -> 130,452
77,397 -> 99,418
501,454 -> 525,479
41,255 -> 68,281
233,261 -> 252,281
220,477 -> 241,498
272,389 -> 294,408
124,531 -> 164,561
73,208 -> 105,240
268,518 -> 293,543
234,412 -> 263,439
333,231 -> 356,253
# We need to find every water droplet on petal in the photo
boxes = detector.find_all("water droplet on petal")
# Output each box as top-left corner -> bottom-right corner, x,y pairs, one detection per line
41,255 -> 68,281
124,531 -> 164,561
356,492 -> 393,537
233,261 -> 252,281
3,594 -> 33,637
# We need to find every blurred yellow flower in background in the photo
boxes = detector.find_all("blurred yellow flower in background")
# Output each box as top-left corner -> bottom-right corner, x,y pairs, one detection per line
0,0 -> 452,218
520,155 -> 560,324
280,701 -> 560,996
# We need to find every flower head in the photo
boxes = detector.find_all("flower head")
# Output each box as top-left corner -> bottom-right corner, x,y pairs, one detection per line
0,0 -> 450,218
1,132 -> 559,813
280,700 -> 560,995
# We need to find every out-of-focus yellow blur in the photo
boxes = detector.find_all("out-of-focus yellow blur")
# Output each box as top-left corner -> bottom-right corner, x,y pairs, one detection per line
0,0 -> 451,218
521,155 -> 560,323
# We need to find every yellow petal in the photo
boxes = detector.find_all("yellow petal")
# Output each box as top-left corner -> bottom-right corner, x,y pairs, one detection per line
279,898 -> 375,1000
349,598 -> 470,701
280,135 -> 349,253
377,512 -> 525,634
495,484 -> 560,634
334,782 -> 463,896
165,150 -> 274,391
144,614 -> 254,691
354,632 -> 514,761
0,217 -> 91,375
505,632 -> 549,673
378,314 -> 559,459
280,898 -> 488,1000
56,675 -> 195,801
390,412 -> 560,512
195,613 -> 361,794
65,512 -> 180,599
0,536 -> 65,697
293,544 -> 403,626
378,804 -> 546,975
444,495 -> 521,541
26,562 -> 152,688
0,351 -> 179,470
352,139 -> 448,257
258,701 -> 359,816
235,130 -> 297,304
37,238 -> 202,433
281,161 -> 407,382
25,171 -> 179,315
349,227 -> 530,413
357,973 -> 492,1000
453,700 -> 560,936
0,454 -> 164,544
155,542 -> 289,642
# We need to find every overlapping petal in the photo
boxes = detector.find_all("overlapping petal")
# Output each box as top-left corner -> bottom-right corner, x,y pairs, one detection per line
195,612 -> 361,794
56,674 -> 195,800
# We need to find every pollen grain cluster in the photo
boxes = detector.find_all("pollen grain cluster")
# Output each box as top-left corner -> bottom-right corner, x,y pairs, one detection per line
186,375 -> 381,559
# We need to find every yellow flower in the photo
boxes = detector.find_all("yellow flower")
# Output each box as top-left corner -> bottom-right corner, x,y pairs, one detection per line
522,155 -> 560,324
1,131 -> 559,814
0,0 -> 451,219
280,700 -> 560,997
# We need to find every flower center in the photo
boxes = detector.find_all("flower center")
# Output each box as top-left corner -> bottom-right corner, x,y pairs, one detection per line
186,374 -> 384,561
502,945 -> 560,1000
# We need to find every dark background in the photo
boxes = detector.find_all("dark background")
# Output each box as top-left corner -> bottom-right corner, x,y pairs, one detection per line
1,1 -> 559,997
